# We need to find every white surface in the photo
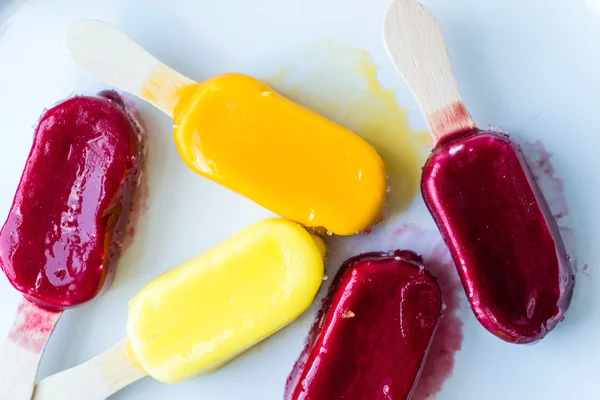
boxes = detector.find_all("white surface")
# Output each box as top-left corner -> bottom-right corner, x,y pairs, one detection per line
0,0 -> 598,399
585,0 -> 600,16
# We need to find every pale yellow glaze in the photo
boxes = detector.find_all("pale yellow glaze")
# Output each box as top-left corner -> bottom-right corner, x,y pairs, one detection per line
126,219 -> 325,384
173,73 -> 387,236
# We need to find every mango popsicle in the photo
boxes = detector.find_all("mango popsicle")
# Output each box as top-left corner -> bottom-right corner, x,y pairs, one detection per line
286,251 -> 441,400
173,73 -> 387,236
33,219 -> 325,399
65,21 -> 388,236
383,0 -> 574,343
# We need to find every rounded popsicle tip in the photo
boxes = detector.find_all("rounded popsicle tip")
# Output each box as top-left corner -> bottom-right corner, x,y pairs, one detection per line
422,129 -> 575,343
0,93 -> 144,309
172,73 -> 388,236
286,250 -> 441,399
126,218 -> 325,384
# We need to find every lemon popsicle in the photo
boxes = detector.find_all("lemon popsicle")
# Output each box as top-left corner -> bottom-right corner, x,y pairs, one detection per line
128,218 -> 325,383
383,0 -> 574,343
33,219 -> 325,399
65,20 -> 387,236
286,251 -> 441,400
0,91 -> 144,400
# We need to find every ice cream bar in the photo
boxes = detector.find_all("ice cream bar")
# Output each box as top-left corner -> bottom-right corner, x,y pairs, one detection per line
383,0 -> 574,343
286,250 -> 441,400
422,130 -> 573,343
0,91 -> 144,309
32,219 -> 324,399
128,218 -> 325,384
173,73 -> 387,236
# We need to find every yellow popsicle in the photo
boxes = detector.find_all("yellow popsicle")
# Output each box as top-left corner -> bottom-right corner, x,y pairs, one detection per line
173,73 -> 387,236
127,219 -> 325,384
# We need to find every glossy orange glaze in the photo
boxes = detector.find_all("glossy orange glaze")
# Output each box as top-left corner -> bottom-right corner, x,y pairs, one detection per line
173,73 -> 387,235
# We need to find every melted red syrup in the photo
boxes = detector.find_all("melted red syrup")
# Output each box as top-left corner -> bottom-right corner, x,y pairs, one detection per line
422,129 -> 574,343
582,264 -> 590,276
0,92 -> 144,310
411,241 -> 463,400
101,90 -> 149,256
520,140 -> 584,276
427,102 -> 477,142
7,299 -> 61,353
285,250 -> 442,400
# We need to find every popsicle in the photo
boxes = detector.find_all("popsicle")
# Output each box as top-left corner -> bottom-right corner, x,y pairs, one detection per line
33,218 -> 325,400
0,91 -> 144,400
286,250 -> 442,400
383,0 -> 574,343
64,20 -> 387,236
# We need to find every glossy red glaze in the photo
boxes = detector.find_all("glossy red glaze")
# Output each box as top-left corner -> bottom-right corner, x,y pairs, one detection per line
286,251 -> 442,400
422,129 -> 574,343
0,92 -> 143,309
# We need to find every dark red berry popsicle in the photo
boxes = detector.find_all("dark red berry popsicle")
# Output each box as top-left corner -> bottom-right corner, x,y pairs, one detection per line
383,0 -> 574,344
0,91 -> 144,309
286,250 -> 442,400
422,129 -> 574,343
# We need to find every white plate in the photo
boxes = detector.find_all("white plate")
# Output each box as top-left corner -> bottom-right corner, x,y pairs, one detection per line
0,0 -> 599,399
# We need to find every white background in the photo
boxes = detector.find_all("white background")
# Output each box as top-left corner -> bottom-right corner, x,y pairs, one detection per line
0,0 -> 598,398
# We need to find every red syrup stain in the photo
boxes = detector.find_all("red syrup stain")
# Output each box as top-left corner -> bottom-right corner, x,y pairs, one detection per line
412,241 -> 463,400
117,95 -> 150,255
7,299 -> 61,353
519,139 -> 582,275
427,102 -> 477,143
582,264 -> 590,276
122,167 -> 150,254
287,223 -> 464,399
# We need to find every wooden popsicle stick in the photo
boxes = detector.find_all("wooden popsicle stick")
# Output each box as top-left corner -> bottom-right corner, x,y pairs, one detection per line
32,340 -> 147,400
0,298 -> 62,400
383,0 -> 477,143
65,19 -> 194,116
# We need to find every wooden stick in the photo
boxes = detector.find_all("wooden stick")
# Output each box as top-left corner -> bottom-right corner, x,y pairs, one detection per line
65,20 -> 194,116
32,340 -> 147,400
383,0 -> 477,142
0,298 -> 62,400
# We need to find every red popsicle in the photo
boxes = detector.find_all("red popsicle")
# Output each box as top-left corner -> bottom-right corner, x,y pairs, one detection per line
286,251 -> 442,400
422,130 -> 573,343
0,92 -> 142,308
384,0 -> 574,344
0,91 -> 144,399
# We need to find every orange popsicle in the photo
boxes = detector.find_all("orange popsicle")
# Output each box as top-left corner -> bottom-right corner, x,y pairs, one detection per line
173,73 -> 387,236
